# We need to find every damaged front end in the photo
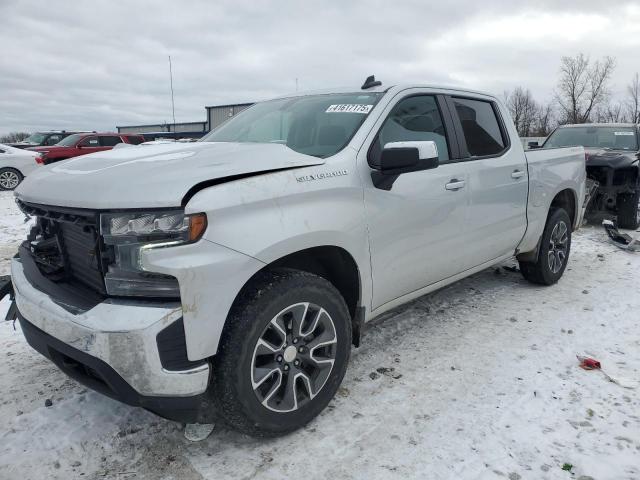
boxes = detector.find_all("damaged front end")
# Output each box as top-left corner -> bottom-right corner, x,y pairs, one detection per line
584,150 -> 640,226
8,200 -> 213,422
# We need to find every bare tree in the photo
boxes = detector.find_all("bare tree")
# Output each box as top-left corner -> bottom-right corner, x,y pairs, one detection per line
555,53 -> 616,124
505,87 -> 539,136
626,72 -> 640,124
0,132 -> 30,143
532,102 -> 556,136
595,101 -> 627,123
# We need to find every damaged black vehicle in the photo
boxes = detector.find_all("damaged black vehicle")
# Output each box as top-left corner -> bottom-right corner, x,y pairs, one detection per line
542,123 -> 640,229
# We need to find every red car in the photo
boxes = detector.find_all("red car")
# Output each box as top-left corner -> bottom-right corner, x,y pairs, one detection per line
28,133 -> 144,164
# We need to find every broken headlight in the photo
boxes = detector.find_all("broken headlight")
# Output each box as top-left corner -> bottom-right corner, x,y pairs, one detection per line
100,211 -> 207,297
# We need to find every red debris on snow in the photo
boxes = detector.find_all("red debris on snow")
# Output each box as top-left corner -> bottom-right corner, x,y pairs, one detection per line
577,356 -> 601,370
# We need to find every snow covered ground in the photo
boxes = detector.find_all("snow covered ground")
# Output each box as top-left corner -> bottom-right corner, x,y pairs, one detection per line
0,190 -> 638,480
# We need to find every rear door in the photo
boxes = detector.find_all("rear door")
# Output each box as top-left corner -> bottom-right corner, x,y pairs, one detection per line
362,92 -> 470,310
446,96 -> 528,267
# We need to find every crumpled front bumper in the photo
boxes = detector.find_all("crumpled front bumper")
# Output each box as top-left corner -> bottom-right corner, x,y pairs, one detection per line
11,257 -> 211,420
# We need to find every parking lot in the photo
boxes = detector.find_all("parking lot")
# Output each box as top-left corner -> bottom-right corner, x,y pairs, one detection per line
0,190 -> 638,480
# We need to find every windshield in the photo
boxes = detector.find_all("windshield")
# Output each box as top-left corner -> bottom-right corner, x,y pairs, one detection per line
22,133 -> 46,144
56,134 -> 83,146
545,126 -> 638,151
200,93 -> 383,158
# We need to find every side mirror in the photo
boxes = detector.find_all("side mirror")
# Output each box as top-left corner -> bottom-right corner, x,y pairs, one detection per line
527,141 -> 541,149
379,141 -> 439,174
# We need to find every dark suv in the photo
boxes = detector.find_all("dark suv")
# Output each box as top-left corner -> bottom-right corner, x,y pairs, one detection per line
543,123 -> 640,229
27,133 -> 144,164
9,131 -> 86,149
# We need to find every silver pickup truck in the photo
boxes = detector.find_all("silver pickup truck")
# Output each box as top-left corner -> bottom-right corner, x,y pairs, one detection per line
9,78 -> 585,436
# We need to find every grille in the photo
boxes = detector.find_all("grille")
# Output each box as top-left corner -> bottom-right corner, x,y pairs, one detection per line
58,221 -> 106,293
19,201 -> 106,294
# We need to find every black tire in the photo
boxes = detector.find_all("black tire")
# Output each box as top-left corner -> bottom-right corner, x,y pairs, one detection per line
617,191 -> 640,230
0,167 -> 23,191
519,208 -> 572,285
212,269 -> 352,437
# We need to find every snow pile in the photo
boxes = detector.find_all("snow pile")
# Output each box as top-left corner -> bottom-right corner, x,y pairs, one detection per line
0,190 -> 638,479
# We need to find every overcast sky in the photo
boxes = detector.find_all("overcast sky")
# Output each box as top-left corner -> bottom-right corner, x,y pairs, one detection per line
1,0 -> 639,136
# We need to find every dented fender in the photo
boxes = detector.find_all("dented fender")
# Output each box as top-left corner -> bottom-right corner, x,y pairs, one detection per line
142,239 -> 266,361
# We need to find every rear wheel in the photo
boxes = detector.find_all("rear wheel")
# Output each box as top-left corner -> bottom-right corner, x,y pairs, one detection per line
616,191 -> 640,230
212,269 -> 351,437
519,208 -> 571,285
0,168 -> 23,190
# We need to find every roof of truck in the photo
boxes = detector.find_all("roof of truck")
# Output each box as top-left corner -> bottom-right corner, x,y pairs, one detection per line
272,83 -> 498,101
558,123 -> 639,128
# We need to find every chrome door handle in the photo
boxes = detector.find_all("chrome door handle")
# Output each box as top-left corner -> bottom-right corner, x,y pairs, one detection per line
445,179 -> 466,191
511,170 -> 525,179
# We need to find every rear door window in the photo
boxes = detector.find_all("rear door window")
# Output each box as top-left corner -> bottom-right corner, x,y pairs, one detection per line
126,135 -> 144,145
45,134 -> 62,145
100,136 -> 124,147
452,97 -> 507,157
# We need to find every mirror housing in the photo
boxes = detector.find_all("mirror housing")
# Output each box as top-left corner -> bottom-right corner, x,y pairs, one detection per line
527,141 -> 541,149
379,141 -> 439,174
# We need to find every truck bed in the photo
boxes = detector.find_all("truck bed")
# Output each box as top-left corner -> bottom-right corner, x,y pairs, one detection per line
517,146 -> 586,254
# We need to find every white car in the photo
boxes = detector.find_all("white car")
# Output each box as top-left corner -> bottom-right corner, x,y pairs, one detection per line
0,144 -> 43,190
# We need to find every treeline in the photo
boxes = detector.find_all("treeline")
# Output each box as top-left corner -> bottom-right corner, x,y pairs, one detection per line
505,53 -> 640,137
0,132 -> 30,143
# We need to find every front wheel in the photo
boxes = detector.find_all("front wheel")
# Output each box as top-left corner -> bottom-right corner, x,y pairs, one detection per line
519,207 -> 572,285
212,269 -> 352,437
0,168 -> 23,190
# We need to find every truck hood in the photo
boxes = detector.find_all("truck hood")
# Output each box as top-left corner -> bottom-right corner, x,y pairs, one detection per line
585,148 -> 639,169
8,142 -> 37,149
15,142 -> 325,209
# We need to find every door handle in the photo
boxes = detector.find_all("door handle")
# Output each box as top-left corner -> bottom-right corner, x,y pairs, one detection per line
511,170 -> 525,179
445,179 -> 466,191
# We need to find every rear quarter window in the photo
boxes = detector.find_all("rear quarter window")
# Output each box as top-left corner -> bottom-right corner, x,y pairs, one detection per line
453,97 -> 507,157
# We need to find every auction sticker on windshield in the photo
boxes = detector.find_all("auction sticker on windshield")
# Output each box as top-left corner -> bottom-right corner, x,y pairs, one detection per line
326,104 -> 373,113
614,131 -> 634,135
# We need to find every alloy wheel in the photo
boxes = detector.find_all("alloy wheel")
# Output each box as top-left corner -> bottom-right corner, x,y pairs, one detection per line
548,220 -> 568,273
0,170 -> 20,190
251,302 -> 337,413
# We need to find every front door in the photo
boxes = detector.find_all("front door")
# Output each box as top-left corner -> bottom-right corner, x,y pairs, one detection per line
362,94 -> 469,310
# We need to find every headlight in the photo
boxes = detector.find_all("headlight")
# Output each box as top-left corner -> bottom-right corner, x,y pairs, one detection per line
100,211 -> 207,297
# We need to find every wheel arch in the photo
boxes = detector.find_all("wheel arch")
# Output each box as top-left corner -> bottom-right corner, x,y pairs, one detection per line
229,245 -> 364,347
517,188 -> 577,263
550,188 -> 578,230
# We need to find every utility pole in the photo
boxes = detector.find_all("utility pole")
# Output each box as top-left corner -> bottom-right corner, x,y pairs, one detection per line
169,55 -> 176,140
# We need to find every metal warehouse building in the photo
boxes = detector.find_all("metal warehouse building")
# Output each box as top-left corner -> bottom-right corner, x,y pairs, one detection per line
205,103 -> 253,131
117,121 -> 208,135
116,102 -> 254,138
